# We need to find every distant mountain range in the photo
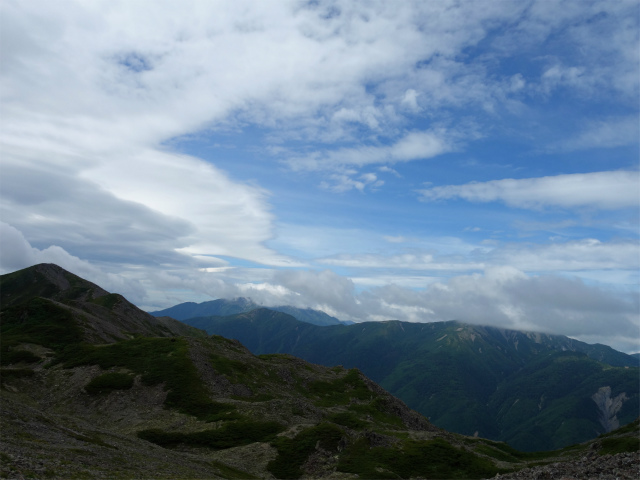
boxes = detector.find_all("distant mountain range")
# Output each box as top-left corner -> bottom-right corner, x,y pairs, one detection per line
150,298 -> 351,326
178,308 -> 639,452
0,263 -> 509,479
2,264 -> 638,479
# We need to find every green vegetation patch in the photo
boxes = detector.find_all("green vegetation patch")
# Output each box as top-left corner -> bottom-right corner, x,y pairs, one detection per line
85,372 -> 134,395
474,443 -> 521,463
348,398 -> 404,428
327,411 -> 367,430
338,437 -> 502,479
209,351 -> 278,398
268,423 -> 344,479
209,335 -> 247,354
231,393 -> 275,402
2,349 -> 41,365
137,420 -> 284,450
0,298 -> 83,363
599,436 -> 640,455
59,337 -> 236,421
305,369 -> 371,406
210,354 -> 250,380
599,419 -> 639,438
470,439 -> 561,463
258,353 -> 295,360
89,293 -> 122,309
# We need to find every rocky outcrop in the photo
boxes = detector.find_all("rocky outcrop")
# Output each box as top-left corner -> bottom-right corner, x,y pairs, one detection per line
592,386 -> 628,432
492,451 -> 639,479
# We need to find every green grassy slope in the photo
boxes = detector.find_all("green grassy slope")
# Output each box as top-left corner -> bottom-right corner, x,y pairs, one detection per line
0,264 -> 206,343
2,264 -> 638,478
185,311 -> 639,451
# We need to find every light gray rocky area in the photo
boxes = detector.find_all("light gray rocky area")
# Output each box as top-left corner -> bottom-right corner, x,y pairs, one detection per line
492,451 -> 639,479
592,386 -> 628,432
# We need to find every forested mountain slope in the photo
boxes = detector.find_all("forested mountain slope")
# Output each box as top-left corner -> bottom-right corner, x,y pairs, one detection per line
0,264 -> 530,479
184,309 -> 639,451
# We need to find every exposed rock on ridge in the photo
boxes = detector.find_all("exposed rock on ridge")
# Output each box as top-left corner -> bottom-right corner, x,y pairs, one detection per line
592,386 -> 628,432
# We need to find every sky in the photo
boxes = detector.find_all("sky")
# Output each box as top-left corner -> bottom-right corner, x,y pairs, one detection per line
1,0 -> 639,353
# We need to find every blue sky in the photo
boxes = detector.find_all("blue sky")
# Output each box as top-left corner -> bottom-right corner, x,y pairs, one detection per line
1,0 -> 638,352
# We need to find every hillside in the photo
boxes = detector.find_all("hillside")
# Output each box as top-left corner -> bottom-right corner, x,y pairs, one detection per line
0,264 -> 530,478
182,309 -> 640,451
2,264 -> 638,479
150,298 -> 346,326
0,263 -> 205,344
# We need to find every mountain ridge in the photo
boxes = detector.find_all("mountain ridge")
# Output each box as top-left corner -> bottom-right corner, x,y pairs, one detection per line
1,264 -> 638,478
1,263 -> 206,344
150,297 -> 349,326
181,309 -> 639,451
0,264 -> 504,479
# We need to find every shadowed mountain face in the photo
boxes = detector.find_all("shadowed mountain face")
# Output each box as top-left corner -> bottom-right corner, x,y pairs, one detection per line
181,309 -> 640,451
150,298 -> 348,326
0,263 -> 205,344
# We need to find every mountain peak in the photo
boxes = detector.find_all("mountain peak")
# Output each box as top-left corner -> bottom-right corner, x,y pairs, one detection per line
1,263 -> 109,308
150,297 -> 346,326
1,263 -> 204,344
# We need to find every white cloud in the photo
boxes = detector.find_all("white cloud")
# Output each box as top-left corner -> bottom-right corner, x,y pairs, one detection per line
1,0 -> 508,269
320,171 -> 384,192
319,253 -> 485,272
401,89 -> 420,111
270,269 -> 362,318
1,0 -> 638,355
349,274 -> 441,289
216,263 -> 636,351
378,166 -> 401,177
551,116 -> 639,152
1,144 -> 294,267
541,64 -> 586,92
358,267 -> 639,352
288,130 -> 453,171
141,261 -> 639,352
316,238 -> 638,278
495,0 -> 639,99
80,148 -> 297,266
419,171 -> 640,210
491,239 -> 640,273
383,235 -> 408,244
0,222 -> 147,303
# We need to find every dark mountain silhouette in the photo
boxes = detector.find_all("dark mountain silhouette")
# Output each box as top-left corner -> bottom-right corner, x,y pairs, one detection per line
1,263 -> 205,343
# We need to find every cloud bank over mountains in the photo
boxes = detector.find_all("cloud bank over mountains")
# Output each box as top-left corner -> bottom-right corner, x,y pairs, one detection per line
1,0 -> 638,352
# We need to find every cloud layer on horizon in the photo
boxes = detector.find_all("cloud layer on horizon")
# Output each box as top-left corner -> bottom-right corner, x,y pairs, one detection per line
1,1 -> 638,353
2,222 -> 638,353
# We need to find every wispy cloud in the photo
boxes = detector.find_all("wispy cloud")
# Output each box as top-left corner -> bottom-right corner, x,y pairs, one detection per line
286,130 -> 453,171
549,116 -> 639,152
0,222 -> 148,303
1,0 -> 638,353
319,253 -> 484,271
489,239 -> 640,273
317,237 -> 638,277
418,171 -> 639,210
320,171 -> 384,193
